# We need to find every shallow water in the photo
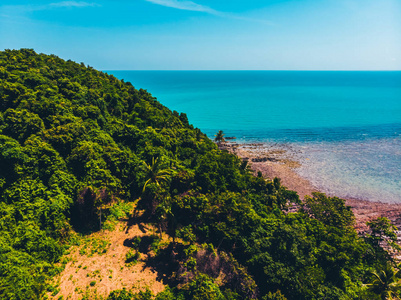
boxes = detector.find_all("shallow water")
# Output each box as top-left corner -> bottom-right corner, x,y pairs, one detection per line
294,138 -> 401,202
109,71 -> 401,203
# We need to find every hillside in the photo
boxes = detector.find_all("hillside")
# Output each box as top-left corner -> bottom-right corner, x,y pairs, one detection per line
0,49 -> 400,300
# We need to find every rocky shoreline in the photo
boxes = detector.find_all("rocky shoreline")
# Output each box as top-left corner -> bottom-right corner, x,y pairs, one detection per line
222,142 -> 401,233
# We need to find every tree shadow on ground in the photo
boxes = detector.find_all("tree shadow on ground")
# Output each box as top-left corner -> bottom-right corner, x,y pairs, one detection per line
123,235 -> 161,254
124,208 -> 154,234
142,242 -> 187,286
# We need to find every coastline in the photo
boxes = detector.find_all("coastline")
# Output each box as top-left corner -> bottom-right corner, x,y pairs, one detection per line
224,142 -> 401,232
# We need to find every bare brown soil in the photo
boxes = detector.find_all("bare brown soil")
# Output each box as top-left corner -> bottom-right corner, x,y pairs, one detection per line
226,142 -> 401,233
49,222 -> 166,300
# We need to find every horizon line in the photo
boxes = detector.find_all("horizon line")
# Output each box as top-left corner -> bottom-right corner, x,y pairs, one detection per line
103,69 -> 401,72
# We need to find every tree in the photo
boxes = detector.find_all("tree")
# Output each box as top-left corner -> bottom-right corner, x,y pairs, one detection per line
140,157 -> 172,216
301,192 -> 355,229
214,130 -> 225,144
186,274 -> 225,300
141,157 -> 172,193
267,177 -> 300,210
263,290 -> 288,300
366,263 -> 401,300
366,217 -> 401,262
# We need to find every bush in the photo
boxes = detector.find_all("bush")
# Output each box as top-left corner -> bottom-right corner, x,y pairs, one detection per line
108,288 -> 135,300
125,249 -> 140,266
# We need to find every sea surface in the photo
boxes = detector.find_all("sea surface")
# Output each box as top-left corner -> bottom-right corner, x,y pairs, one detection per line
109,71 -> 401,203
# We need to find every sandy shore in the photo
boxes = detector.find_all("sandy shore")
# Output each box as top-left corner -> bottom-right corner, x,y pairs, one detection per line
224,142 -> 401,232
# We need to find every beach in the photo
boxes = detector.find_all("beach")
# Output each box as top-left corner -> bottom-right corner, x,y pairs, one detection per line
225,142 -> 401,232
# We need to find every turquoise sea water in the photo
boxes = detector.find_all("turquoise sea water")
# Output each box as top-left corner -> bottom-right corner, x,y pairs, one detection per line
109,71 -> 401,203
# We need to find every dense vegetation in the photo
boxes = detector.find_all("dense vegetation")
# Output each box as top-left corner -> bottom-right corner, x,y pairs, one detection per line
0,49 -> 400,300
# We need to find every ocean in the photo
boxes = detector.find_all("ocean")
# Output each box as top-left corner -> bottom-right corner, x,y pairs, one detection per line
109,71 -> 401,203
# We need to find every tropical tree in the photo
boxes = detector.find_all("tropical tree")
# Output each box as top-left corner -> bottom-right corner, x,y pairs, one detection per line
140,157 -> 172,216
366,217 -> 401,255
141,157 -> 172,193
366,263 -> 401,300
214,130 -> 225,144
301,192 -> 355,229
268,177 -> 300,210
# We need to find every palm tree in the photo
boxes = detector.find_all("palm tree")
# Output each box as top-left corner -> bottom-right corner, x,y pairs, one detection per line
366,264 -> 401,300
214,130 -> 225,144
141,157 -> 172,193
139,156 -> 173,216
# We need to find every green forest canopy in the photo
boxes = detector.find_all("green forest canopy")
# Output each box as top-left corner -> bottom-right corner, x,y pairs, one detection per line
0,49 -> 400,300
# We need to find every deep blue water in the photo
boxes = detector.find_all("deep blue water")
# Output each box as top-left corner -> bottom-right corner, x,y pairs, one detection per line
109,71 -> 401,202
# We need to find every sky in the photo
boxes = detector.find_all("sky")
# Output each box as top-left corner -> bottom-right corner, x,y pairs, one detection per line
0,0 -> 400,70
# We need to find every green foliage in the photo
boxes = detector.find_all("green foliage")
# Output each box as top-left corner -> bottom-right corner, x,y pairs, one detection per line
365,263 -> 401,300
3,108 -> 44,142
0,49 -> 395,300
0,246 -> 51,300
214,130 -> 225,143
109,201 -> 133,219
103,201 -> 133,230
155,287 -> 186,300
108,288 -> 181,300
301,192 -> 355,229
78,236 -> 110,256
125,249 -> 140,266
185,274 -> 225,300
195,150 -> 246,193
132,289 -> 154,300
262,290 -> 288,300
366,217 -> 401,261
0,48 -> 203,297
108,288 -> 135,300
141,156 -> 172,193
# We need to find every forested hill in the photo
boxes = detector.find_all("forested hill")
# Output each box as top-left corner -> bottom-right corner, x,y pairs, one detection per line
0,49 -> 399,300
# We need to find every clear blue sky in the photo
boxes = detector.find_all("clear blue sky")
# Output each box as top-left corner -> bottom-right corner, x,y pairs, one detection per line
1,0 -> 400,70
